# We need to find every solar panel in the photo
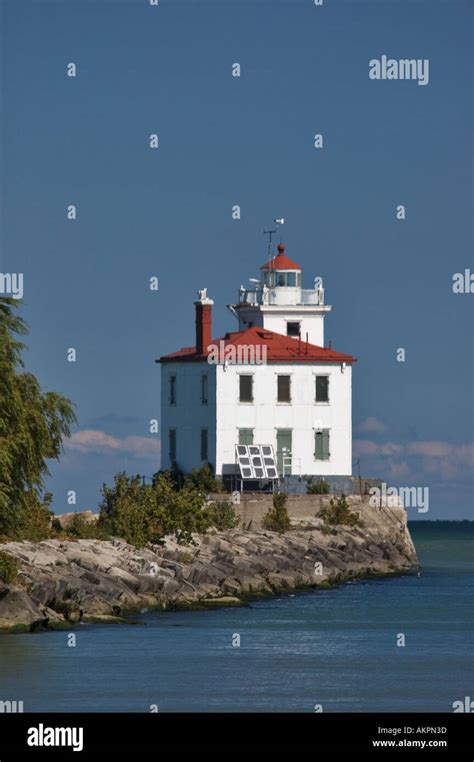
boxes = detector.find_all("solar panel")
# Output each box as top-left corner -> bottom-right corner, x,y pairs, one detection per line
261,444 -> 277,479
235,444 -> 278,480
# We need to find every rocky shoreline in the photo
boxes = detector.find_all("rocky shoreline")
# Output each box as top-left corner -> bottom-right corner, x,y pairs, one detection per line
0,503 -> 418,633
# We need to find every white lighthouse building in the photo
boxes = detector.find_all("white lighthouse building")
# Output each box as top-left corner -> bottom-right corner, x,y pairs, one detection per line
159,243 -> 356,481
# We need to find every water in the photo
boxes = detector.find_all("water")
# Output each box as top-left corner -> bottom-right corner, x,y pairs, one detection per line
0,522 -> 472,712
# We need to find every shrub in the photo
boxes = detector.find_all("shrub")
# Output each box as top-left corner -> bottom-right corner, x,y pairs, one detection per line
307,478 -> 329,495
155,463 -> 186,491
262,492 -> 291,534
184,463 -> 222,494
98,471 -> 235,548
319,494 -> 359,527
0,551 -> 18,584
66,514 -> 110,541
98,472 -> 152,548
204,500 -> 239,530
321,525 -> 338,536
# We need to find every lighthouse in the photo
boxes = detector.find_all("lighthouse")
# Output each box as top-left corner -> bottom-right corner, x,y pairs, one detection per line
159,242 -> 356,482
228,243 -> 330,347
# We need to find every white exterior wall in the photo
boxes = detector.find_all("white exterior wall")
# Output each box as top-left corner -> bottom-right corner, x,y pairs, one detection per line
260,310 -> 326,346
235,306 -> 330,346
215,362 -> 352,477
160,362 -> 216,472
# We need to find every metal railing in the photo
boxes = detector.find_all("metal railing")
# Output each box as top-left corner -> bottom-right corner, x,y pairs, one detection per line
238,287 -> 325,307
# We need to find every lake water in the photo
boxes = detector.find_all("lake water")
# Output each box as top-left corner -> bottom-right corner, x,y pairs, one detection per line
0,521 -> 472,712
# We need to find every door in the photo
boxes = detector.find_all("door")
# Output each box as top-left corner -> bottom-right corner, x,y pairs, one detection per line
276,429 -> 292,475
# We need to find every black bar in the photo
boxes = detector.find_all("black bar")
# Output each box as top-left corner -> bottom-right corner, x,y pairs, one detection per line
0,713 -> 472,757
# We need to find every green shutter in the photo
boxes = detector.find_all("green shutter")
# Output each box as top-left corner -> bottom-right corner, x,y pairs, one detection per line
322,429 -> 330,460
315,429 -> 330,460
315,431 -> 323,459
239,428 -> 254,445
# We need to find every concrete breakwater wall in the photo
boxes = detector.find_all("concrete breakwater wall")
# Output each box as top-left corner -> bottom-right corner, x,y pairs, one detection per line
227,493 -> 406,530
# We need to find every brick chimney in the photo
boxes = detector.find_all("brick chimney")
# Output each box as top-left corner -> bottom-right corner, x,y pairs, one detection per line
195,288 -> 214,355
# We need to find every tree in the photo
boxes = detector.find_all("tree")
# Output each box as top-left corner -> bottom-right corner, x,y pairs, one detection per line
0,298 -> 76,538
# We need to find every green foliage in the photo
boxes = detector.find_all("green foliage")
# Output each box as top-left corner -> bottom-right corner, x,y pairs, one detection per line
9,491 -> 53,541
320,525 -> 338,536
307,478 -> 329,495
319,494 -> 360,527
0,551 -> 18,584
155,463 -> 186,491
203,500 -> 239,530
98,471 -> 238,548
184,463 -> 222,494
262,492 -> 291,534
0,298 -> 76,539
65,514 -> 110,541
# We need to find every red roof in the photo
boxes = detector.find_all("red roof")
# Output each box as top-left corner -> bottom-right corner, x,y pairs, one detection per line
159,326 -> 356,364
260,243 -> 301,271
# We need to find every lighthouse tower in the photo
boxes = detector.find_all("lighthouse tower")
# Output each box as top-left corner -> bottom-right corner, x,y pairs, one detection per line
228,243 -> 331,346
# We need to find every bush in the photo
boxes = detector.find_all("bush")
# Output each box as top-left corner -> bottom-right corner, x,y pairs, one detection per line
184,463 -> 222,494
0,551 -> 18,584
98,471 -> 236,548
204,500 -> 239,530
319,494 -> 359,527
307,478 -> 329,495
155,463 -> 186,491
98,472 -> 152,548
262,492 -> 291,534
66,514 -> 110,541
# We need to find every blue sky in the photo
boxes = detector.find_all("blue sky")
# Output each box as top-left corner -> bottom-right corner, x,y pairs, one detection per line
1,0 -> 472,518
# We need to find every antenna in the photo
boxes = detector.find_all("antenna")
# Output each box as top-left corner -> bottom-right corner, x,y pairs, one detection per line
263,218 -> 284,263
263,227 -> 276,262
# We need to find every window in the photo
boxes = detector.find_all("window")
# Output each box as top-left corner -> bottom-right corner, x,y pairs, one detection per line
286,272 -> 296,287
201,374 -> 208,404
169,375 -> 176,405
239,375 -> 253,402
277,375 -> 291,403
169,429 -> 176,462
238,428 -> 254,445
200,428 -> 208,461
316,375 -> 329,403
315,429 -> 330,460
287,321 -> 300,337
